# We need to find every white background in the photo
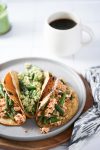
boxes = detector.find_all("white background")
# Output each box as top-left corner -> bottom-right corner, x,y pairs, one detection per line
0,0 -> 100,150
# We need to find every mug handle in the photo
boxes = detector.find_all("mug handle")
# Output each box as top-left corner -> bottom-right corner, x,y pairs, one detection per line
81,25 -> 94,45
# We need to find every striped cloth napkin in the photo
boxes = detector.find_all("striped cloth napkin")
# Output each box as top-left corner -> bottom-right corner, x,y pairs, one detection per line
68,66 -> 100,150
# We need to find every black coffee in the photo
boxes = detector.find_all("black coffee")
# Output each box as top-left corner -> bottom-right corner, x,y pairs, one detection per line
49,19 -> 76,30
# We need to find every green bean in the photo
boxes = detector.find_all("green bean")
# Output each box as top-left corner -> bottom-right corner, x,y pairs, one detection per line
43,117 -> 48,124
8,99 -> 13,107
39,116 -> 59,124
19,80 -> 36,91
49,117 -> 59,123
38,115 -> 44,122
11,107 -> 16,116
59,92 -> 66,106
55,104 -> 64,116
6,112 -> 14,120
19,80 -> 27,93
26,85 -> 36,90
5,94 -> 9,109
0,84 -> 5,97
5,93 -> 16,118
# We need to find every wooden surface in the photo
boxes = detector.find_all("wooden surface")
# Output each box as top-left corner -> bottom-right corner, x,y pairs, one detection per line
0,75 -> 93,150
0,1 -> 99,150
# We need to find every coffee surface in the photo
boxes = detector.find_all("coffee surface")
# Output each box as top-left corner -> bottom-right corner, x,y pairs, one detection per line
49,19 -> 76,30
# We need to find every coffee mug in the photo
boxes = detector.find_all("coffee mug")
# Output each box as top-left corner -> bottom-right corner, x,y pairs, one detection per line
44,12 -> 94,56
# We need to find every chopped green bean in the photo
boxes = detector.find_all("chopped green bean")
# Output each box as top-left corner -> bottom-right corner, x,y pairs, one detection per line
5,94 -> 9,109
0,84 -> 5,97
49,116 -> 59,123
26,85 -> 36,90
59,92 -> 66,106
55,104 -> 64,116
5,93 -> 16,118
43,117 -> 48,124
19,80 -> 36,91
11,107 -> 16,116
19,80 -> 27,93
8,99 -> 13,107
38,115 -> 44,122
6,112 -> 14,120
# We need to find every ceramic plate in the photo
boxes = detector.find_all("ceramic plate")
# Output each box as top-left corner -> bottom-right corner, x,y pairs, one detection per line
0,57 -> 86,141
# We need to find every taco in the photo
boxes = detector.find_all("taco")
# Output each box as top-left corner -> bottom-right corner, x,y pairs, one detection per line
4,64 -> 50,118
36,79 -> 79,133
0,83 -> 26,126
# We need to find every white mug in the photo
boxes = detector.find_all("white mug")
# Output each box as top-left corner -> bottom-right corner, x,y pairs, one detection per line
44,12 -> 94,56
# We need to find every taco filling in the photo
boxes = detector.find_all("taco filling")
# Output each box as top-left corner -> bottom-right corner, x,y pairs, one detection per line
0,83 -> 26,125
36,79 -> 78,133
18,64 -> 45,116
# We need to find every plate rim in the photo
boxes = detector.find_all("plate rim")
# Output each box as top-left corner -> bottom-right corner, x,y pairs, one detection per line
0,57 -> 86,141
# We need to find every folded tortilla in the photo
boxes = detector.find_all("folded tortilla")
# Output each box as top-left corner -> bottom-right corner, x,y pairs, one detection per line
0,82 -> 26,126
36,78 -> 79,133
3,70 -> 50,118
2,68 -> 79,131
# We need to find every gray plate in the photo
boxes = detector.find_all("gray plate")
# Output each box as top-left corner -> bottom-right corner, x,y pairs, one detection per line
0,57 -> 86,141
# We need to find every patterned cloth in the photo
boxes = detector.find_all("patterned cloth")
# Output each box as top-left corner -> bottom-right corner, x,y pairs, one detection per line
68,67 -> 100,150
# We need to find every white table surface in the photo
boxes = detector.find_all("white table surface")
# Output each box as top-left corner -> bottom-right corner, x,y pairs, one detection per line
0,0 -> 100,150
